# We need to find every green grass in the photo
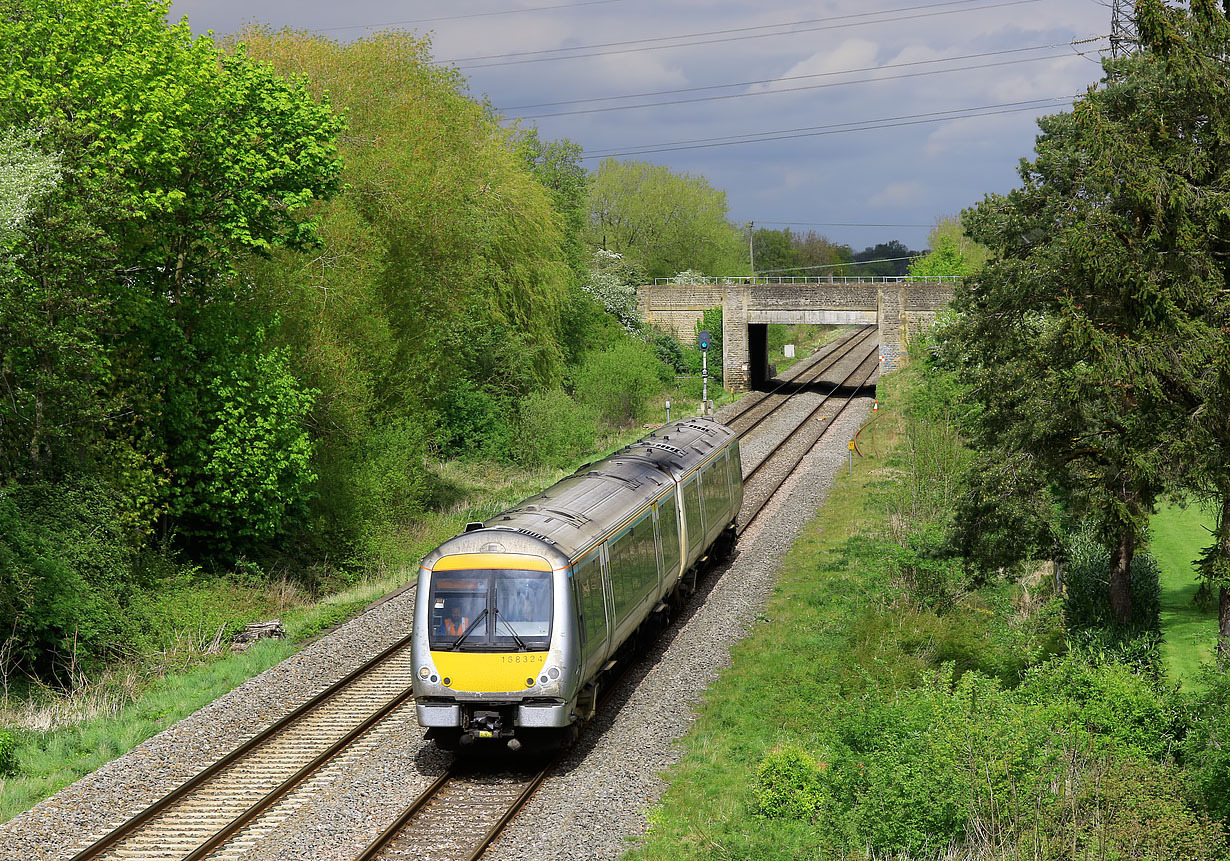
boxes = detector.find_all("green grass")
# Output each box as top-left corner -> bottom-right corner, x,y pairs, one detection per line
1151,501 -> 1219,687
0,638 -> 297,822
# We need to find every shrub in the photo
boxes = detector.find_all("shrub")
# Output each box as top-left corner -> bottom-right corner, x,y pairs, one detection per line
0,728 -> 15,776
169,345 -> 318,553
752,745 -> 830,821
512,388 -> 596,469
1063,525 -> 1162,632
1183,668 -> 1230,824
573,340 -> 663,428
1016,655 -> 1181,760
0,481 -> 138,675
433,378 -> 512,461
1061,525 -> 1164,673
646,328 -> 686,378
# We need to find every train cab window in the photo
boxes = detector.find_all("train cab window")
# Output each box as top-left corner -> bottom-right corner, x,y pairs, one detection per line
427,568 -> 552,651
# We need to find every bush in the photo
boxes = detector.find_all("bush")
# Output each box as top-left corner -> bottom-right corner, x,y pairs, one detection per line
646,328 -> 686,378
512,388 -> 596,469
1017,655 -> 1182,760
1184,668 -> 1230,825
573,340 -> 664,428
1061,525 -> 1164,673
0,729 -> 14,777
752,745 -> 831,822
169,345 -> 318,553
0,481 -> 138,675
433,378 -> 513,461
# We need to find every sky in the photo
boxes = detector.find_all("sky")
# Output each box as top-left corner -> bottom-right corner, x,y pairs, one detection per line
165,0 -> 1116,258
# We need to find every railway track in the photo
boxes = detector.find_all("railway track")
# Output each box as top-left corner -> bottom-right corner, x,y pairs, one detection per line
735,336 -> 879,533
723,325 -> 875,435
69,634 -> 420,860
356,763 -> 549,860
65,331 -> 878,861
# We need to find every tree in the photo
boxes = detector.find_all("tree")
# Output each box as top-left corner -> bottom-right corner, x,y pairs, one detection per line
945,0 -> 1230,626
794,231 -> 854,276
852,241 -> 919,276
908,216 -> 987,277
0,0 -> 341,540
585,158 -> 745,278
515,128 -> 589,282
752,227 -> 801,275
238,28 -> 576,550
0,130 -> 59,251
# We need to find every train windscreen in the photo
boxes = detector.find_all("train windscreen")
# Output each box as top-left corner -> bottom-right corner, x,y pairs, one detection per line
428,569 -> 552,651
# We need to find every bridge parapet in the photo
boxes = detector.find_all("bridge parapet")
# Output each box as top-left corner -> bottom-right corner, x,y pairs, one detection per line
637,277 -> 959,390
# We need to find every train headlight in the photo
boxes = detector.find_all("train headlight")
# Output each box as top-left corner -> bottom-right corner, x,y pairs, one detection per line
547,667 -> 560,680
418,666 -> 431,680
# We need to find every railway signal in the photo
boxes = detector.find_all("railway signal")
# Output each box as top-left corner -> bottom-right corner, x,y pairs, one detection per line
698,330 -> 711,415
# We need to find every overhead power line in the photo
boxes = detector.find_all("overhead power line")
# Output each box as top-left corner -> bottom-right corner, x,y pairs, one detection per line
578,94 -> 1082,159
311,0 -> 632,33
501,39 -> 1105,112
448,0 -> 1043,69
529,49 -> 1103,121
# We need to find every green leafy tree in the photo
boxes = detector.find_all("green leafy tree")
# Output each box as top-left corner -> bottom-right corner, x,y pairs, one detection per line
573,341 -> 663,427
0,0 -> 341,532
946,0 -> 1230,625
752,227 -> 801,275
908,217 -> 986,277
852,240 -> 919,276
239,28 -> 576,551
585,158 -> 745,278
793,230 -> 854,276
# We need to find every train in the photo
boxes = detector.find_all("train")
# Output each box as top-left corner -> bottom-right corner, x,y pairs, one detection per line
411,417 -> 743,750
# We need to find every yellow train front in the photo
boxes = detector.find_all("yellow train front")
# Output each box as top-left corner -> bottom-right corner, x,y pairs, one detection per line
411,418 -> 742,750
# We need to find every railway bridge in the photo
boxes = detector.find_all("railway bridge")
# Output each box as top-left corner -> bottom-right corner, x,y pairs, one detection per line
637,276 -> 959,391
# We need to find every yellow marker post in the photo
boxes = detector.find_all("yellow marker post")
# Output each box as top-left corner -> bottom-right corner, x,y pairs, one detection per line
848,439 -> 855,475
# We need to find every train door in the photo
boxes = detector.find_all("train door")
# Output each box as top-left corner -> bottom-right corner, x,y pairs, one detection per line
572,550 -> 609,673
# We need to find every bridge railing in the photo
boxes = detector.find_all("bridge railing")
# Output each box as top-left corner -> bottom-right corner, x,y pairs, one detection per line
649,275 -> 964,285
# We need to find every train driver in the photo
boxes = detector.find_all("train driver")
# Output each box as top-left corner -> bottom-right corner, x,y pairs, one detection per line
439,604 -> 469,637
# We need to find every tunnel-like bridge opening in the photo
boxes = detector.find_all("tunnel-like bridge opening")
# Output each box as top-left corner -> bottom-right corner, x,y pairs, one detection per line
744,323 -> 878,396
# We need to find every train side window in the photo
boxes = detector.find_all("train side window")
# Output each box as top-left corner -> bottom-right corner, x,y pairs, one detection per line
608,528 -> 636,624
658,495 -> 681,577
684,475 -> 703,551
631,510 -> 657,601
699,464 -> 717,536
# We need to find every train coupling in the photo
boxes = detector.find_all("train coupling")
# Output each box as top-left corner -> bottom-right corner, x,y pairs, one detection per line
459,709 -> 513,745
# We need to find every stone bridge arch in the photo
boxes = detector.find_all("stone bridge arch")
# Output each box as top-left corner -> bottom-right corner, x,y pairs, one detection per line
636,277 -> 958,391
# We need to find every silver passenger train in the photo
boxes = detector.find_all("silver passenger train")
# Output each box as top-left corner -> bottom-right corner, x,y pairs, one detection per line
411,417 -> 742,749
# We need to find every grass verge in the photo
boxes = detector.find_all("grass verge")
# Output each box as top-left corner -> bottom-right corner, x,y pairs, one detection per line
1152,501 -> 1219,687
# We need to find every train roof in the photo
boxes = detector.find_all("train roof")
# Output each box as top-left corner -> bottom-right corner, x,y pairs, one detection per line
423,418 -> 738,566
